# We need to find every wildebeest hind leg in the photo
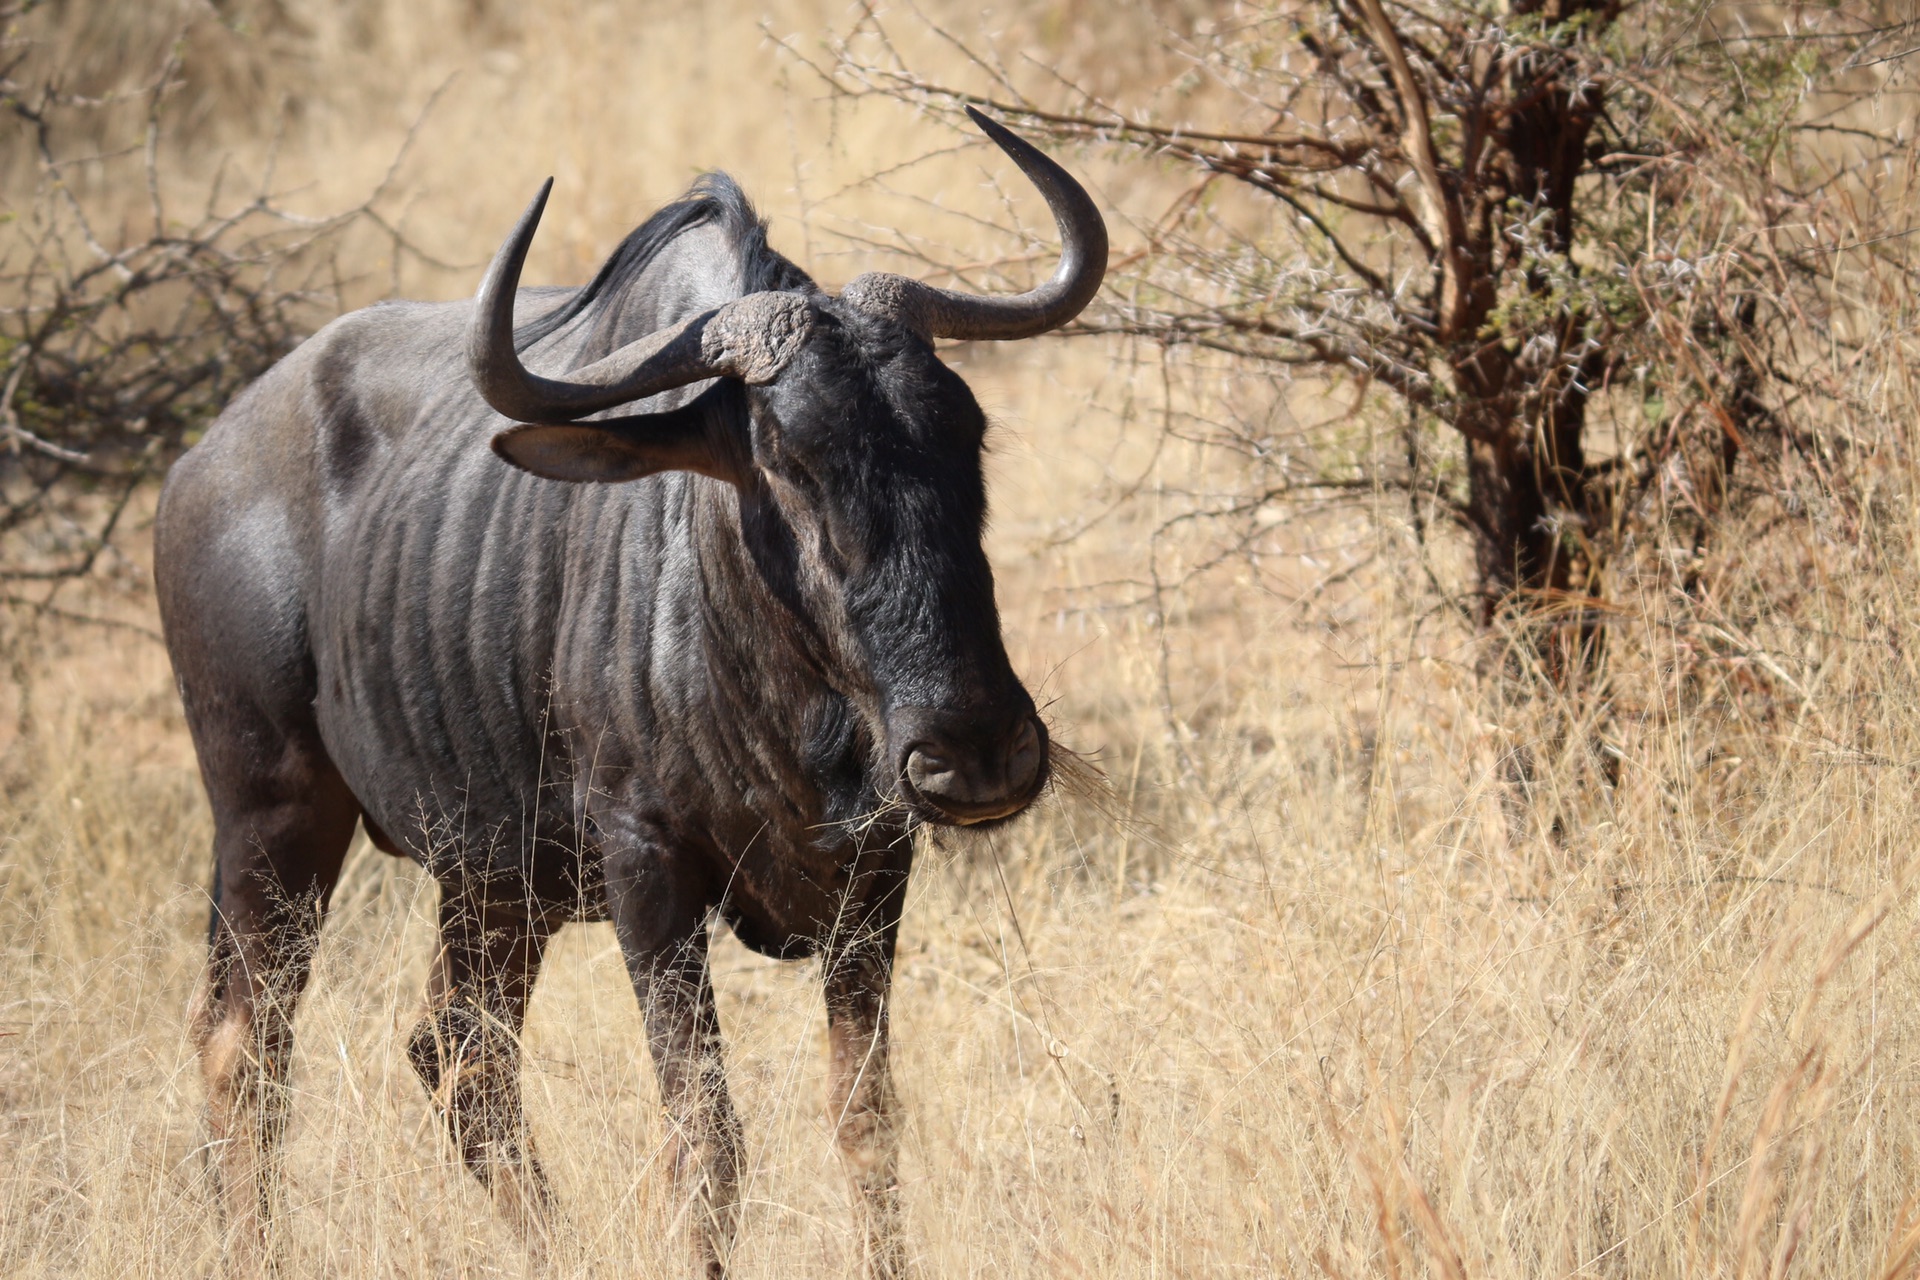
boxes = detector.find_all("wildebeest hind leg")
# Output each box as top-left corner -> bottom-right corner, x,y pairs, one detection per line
190,742 -> 358,1277
407,892 -> 555,1259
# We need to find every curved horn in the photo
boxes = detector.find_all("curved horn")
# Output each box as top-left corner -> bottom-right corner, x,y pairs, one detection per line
469,181 -> 815,424
841,107 -> 1108,342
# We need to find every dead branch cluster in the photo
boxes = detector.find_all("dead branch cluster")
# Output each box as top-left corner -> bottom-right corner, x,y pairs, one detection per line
813,1 -> 1920,674
0,1 -> 426,626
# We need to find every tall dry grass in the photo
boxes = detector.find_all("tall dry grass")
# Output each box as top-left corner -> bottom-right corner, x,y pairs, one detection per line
5,2 -> 1920,1276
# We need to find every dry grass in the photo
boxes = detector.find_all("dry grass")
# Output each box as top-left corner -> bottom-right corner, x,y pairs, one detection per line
5,2 -> 1920,1277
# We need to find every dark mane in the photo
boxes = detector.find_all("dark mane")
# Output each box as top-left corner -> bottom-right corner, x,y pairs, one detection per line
513,172 -> 816,350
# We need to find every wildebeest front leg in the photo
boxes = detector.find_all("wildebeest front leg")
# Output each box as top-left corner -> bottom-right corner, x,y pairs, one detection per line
606,844 -> 742,1278
406,893 -> 555,1257
824,866 -> 909,1279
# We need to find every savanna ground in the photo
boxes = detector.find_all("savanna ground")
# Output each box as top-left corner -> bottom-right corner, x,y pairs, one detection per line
5,2 -> 1920,1276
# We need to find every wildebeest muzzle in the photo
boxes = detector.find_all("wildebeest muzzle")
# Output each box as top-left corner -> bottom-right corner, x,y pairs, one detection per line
888,706 -> 1049,826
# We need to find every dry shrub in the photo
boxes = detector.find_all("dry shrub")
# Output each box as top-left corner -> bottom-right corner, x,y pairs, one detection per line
819,0 -> 1920,700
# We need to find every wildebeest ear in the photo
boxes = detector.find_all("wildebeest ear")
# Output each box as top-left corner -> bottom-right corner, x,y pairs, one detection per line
492,418 -> 742,486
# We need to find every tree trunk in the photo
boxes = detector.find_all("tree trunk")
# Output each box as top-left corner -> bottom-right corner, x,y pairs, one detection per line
1461,390 -> 1596,678
1456,8 -> 1606,673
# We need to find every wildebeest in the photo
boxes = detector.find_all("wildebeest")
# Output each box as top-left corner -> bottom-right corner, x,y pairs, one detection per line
154,108 -> 1105,1277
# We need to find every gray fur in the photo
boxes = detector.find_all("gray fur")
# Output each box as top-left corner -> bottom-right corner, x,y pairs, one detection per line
156,122 -> 1104,1276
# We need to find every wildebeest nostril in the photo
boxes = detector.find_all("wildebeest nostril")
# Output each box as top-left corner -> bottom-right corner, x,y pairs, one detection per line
1005,718 -> 1042,792
905,748 -> 959,799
